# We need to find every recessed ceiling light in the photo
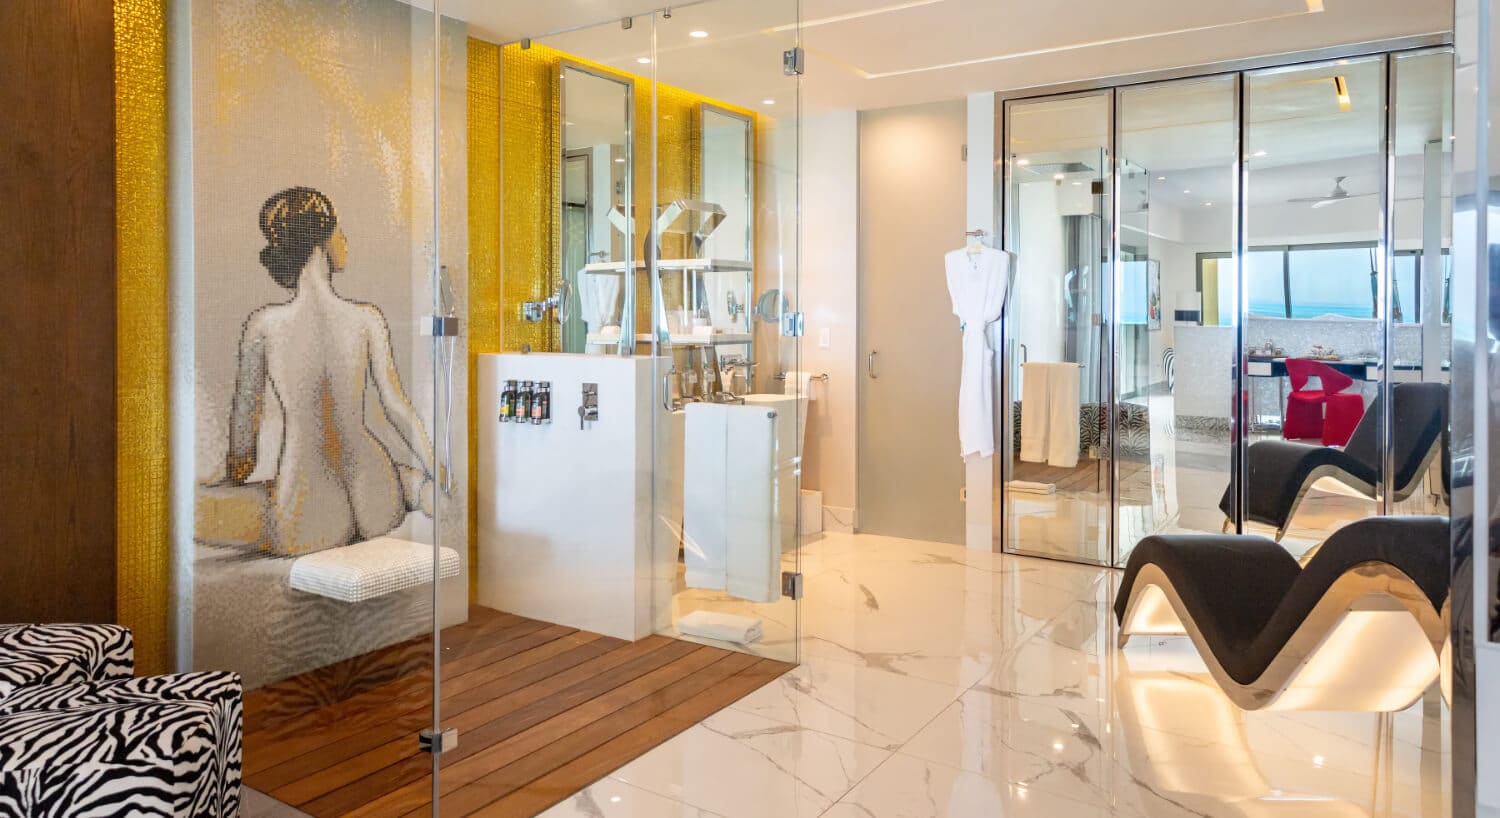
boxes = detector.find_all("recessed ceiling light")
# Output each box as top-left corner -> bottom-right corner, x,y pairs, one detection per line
1054,173 -> 1065,180
610,796 -> 622,803
1313,755 -> 1325,767
1071,181 -> 1082,186
1156,176 -> 1166,181
1052,741 -> 1064,751
1183,189 -> 1191,194
689,30 -> 708,38
1017,158 -> 1030,166
637,57 -> 652,64
763,98 -> 776,105
1204,202 -> 1213,206
1251,149 -> 1268,157
614,157 -> 626,163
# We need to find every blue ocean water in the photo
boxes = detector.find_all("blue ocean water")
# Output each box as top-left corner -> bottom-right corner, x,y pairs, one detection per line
1250,302 -> 1372,319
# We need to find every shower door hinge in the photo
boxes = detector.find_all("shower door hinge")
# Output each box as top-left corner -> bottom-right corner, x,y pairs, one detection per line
422,316 -> 461,337
419,727 -> 458,755
781,311 -> 805,337
783,47 -> 804,77
782,571 -> 804,600
961,144 -> 968,162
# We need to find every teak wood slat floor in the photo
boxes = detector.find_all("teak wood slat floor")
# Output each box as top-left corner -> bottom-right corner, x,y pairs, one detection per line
242,607 -> 792,818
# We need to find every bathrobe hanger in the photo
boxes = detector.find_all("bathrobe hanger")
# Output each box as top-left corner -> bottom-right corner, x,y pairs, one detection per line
964,228 -> 988,256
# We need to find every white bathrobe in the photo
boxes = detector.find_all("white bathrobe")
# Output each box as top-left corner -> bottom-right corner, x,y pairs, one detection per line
946,246 -> 1013,459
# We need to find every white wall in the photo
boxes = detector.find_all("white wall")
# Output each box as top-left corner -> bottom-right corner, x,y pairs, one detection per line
796,110 -> 860,519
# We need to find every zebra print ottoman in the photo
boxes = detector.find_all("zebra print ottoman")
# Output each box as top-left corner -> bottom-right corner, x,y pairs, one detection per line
0,672 -> 242,817
0,625 -> 134,701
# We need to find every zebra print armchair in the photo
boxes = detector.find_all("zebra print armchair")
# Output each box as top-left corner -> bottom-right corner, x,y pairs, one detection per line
0,625 -> 242,818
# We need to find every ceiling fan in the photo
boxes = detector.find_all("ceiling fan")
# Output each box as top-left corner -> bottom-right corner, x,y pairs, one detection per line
1287,176 -> 1376,208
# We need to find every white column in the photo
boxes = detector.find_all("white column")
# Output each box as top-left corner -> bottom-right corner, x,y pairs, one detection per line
964,92 -> 996,552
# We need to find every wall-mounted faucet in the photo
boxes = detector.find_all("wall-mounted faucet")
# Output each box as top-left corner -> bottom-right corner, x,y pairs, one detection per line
578,383 -> 599,429
521,280 -> 570,324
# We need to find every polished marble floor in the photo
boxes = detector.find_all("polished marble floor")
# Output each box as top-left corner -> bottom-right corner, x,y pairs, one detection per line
549,531 -> 1450,818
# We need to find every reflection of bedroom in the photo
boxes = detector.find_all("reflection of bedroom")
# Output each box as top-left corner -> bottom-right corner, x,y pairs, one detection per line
9,1 -> 1495,818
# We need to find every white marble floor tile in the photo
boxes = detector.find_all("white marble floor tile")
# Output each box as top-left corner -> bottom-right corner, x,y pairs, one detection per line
622,532 -> 1448,818
820,752 -> 1119,818
609,708 -> 890,818
728,654 -> 966,750
537,778 -> 724,818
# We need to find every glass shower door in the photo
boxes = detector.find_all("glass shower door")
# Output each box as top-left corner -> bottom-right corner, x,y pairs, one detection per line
1003,92 -> 1113,565
184,0 -> 454,814
651,0 -> 802,663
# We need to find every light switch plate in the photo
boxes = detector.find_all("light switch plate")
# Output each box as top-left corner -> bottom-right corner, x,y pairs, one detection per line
818,327 -> 831,349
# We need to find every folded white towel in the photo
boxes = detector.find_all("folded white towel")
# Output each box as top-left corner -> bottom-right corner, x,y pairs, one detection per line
677,610 -> 763,645
1006,480 -> 1056,495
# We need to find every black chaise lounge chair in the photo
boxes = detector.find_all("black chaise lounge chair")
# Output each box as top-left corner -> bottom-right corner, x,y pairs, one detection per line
1219,382 -> 1448,540
1115,515 -> 1449,711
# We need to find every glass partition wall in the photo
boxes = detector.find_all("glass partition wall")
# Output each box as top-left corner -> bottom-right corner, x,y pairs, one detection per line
490,0 -> 802,660
175,1 -> 801,814
1000,46 -> 1453,566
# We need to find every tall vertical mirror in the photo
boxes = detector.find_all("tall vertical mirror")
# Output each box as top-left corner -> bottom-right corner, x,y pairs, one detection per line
1003,91 -> 1113,564
559,65 -> 632,354
699,105 -> 753,263
1239,56 -> 1388,555
1114,75 -> 1238,564
1390,48 -> 1454,520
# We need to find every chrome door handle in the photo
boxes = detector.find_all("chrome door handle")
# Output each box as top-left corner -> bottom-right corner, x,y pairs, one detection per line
867,351 -> 879,379
1019,343 -> 1028,364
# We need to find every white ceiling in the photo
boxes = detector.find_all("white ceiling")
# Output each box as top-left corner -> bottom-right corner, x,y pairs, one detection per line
436,0 -> 1451,114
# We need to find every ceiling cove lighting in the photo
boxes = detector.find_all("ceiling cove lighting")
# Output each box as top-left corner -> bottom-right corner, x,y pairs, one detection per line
767,0 -> 946,33
1333,76 -> 1351,112
860,6 -> 1323,80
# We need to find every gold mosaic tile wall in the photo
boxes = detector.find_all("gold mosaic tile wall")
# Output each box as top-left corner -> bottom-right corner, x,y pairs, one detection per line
467,38 -> 501,601
115,0 -> 170,676
498,43 -> 562,353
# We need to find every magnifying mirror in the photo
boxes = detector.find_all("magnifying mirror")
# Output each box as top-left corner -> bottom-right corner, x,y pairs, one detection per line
755,289 -> 789,323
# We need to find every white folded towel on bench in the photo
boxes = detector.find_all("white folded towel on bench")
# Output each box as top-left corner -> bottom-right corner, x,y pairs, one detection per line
677,610 -> 763,645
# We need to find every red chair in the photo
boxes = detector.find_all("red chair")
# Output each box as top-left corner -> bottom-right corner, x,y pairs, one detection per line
1283,358 -> 1364,446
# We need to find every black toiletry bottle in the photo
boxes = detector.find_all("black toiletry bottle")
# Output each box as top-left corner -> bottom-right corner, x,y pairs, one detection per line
516,381 -> 534,425
533,382 -> 551,424
499,379 -> 517,422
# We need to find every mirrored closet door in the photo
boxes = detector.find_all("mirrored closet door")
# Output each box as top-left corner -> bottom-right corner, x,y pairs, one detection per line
1002,91 -> 1113,565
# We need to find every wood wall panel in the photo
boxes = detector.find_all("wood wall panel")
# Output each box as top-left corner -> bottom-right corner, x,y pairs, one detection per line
0,0 -> 118,623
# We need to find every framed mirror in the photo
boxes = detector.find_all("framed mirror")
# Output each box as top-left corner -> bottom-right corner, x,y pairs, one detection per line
560,63 -> 632,353
697,104 -> 753,263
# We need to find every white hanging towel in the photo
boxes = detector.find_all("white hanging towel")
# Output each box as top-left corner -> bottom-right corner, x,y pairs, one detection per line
682,403 -> 782,603
1020,362 -> 1081,468
945,246 -> 1013,458
783,370 -> 817,400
